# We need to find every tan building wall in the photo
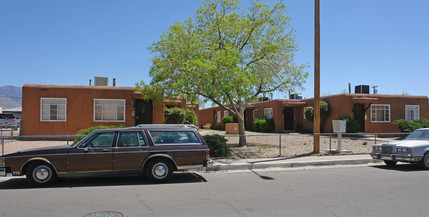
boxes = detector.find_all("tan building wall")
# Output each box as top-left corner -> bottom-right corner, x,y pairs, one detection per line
199,94 -> 429,134
21,84 -> 198,135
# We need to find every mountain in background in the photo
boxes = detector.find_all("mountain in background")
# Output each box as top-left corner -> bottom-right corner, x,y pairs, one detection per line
0,86 -> 22,110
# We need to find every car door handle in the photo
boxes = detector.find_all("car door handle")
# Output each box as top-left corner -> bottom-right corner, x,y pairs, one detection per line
102,149 -> 111,152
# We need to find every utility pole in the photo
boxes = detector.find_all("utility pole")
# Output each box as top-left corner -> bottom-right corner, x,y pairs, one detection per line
313,0 -> 320,154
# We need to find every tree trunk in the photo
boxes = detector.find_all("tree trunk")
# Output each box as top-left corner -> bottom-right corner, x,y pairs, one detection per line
237,116 -> 247,147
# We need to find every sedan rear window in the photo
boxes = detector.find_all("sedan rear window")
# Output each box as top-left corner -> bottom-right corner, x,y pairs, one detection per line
149,131 -> 201,145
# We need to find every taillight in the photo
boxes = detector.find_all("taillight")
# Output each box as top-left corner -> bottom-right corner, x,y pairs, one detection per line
207,149 -> 210,157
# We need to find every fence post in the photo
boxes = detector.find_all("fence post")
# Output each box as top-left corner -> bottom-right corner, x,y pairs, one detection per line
1,136 -> 4,156
375,134 -> 377,144
279,134 -> 282,157
329,134 -> 332,155
223,135 -> 226,159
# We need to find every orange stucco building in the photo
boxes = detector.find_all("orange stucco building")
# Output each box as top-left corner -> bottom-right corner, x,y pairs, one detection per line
199,93 -> 428,133
21,84 -> 198,135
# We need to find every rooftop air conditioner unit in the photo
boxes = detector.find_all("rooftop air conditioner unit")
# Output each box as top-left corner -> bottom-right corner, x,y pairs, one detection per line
94,76 -> 109,86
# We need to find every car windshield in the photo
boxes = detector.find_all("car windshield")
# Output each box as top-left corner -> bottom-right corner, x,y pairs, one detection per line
405,130 -> 429,141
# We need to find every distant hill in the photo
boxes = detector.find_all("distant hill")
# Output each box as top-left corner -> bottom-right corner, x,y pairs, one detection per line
0,86 -> 22,110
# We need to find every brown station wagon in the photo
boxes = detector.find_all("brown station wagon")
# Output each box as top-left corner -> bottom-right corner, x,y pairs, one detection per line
0,125 -> 213,186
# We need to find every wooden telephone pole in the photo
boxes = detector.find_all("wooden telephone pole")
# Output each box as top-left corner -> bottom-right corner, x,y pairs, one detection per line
313,0 -> 320,153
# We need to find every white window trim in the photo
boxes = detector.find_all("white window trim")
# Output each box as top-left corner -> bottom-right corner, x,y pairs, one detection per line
224,110 -> 229,117
405,105 -> 419,121
253,109 -> 259,120
94,99 -> 126,122
264,108 -> 273,119
40,98 -> 67,122
371,104 -> 390,123
217,111 -> 221,123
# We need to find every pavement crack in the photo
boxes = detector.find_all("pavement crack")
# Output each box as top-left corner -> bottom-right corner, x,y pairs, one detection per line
133,188 -> 154,212
207,190 -> 247,217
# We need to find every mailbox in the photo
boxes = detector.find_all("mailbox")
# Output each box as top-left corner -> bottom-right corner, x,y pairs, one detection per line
332,120 -> 346,133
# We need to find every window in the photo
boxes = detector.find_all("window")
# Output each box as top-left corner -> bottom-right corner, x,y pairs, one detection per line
41,98 -> 66,121
117,131 -> 146,147
224,110 -> 229,117
217,111 -> 221,123
371,104 -> 390,122
253,109 -> 259,120
94,99 -> 125,122
264,108 -> 273,119
149,131 -> 201,145
79,132 -> 114,148
405,105 -> 419,121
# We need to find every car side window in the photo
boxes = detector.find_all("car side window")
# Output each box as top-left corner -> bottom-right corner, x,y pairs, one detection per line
149,131 -> 201,145
117,131 -> 147,147
79,133 -> 114,148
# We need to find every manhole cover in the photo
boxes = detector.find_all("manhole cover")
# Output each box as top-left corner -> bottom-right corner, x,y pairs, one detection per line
83,211 -> 124,217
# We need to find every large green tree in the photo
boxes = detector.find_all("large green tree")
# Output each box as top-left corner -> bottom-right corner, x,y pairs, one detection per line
138,0 -> 308,146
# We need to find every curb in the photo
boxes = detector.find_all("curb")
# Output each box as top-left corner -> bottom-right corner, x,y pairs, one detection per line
198,158 -> 382,172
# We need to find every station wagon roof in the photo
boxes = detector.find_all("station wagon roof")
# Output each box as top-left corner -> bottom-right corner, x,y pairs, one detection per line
92,125 -> 198,133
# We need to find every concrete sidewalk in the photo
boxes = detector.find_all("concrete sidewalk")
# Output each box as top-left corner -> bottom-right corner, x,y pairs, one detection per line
202,154 -> 381,172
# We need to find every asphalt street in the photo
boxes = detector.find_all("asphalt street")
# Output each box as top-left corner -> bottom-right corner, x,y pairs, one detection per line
0,164 -> 428,217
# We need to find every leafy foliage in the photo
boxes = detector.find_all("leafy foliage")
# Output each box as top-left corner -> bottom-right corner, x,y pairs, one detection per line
222,115 -> 238,124
253,118 -> 275,133
203,134 -> 231,157
138,0 -> 308,146
395,119 -> 429,132
341,117 -> 359,133
185,109 -> 198,125
164,107 -> 186,124
304,101 -> 329,122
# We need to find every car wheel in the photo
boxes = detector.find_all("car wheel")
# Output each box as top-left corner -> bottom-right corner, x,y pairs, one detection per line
420,152 -> 429,170
384,160 -> 397,167
26,162 -> 57,187
145,159 -> 173,183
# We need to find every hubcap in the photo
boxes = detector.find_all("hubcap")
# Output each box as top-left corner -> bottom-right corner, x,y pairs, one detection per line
33,165 -> 51,183
153,163 -> 168,179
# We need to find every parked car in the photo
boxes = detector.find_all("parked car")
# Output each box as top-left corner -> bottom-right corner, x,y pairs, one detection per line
0,125 -> 213,186
370,128 -> 429,169
0,113 -> 18,129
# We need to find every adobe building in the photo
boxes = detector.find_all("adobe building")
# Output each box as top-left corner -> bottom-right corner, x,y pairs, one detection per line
199,93 -> 428,133
21,84 -> 198,135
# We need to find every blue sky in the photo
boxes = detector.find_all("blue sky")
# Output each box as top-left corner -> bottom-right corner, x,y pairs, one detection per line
1,0 -> 428,100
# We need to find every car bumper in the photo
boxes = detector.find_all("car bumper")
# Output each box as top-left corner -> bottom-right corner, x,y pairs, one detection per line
0,167 -> 6,177
204,159 -> 214,168
370,153 -> 423,163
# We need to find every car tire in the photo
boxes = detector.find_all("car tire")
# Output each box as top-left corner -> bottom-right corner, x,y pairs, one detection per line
384,160 -> 397,167
26,162 -> 57,187
419,152 -> 429,170
145,159 -> 173,183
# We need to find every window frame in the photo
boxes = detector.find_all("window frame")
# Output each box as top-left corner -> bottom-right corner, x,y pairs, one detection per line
94,99 -> 126,122
371,104 -> 390,123
148,130 -> 202,146
217,111 -> 221,123
253,109 -> 259,120
40,98 -> 67,122
264,108 -> 273,119
116,131 -> 148,148
405,105 -> 419,121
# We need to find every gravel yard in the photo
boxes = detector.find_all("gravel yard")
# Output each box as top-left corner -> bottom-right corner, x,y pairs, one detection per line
0,129 -> 404,159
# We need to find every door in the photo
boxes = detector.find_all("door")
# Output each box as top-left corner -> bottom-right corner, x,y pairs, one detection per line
135,100 -> 153,125
353,104 -> 365,132
67,132 -> 114,173
113,131 -> 150,172
284,108 -> 295,131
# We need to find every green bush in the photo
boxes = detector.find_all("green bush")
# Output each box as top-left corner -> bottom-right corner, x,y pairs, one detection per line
395,119 -> 429,132
222,115 -> 238,125
341,117 -> 359,133
73,125 -> 125,144
210,124 -> 223,131
304,101 -> 329,121
253,118 -> 275,133
185,109 -> 197,125
164,107 -> 186,124
203,134 -> 230,157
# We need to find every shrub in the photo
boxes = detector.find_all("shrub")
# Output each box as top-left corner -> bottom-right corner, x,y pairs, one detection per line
203,134 -> 230,157
164,107 -> 186,124
185,109 -> 197,125
210,124 -> 223,131
73,125 -> 125,144
341,117 -> 359,133
304,101 -> 329,122
395,119 -> 429,132
253,118 -> 275,133
222,115 -> 238,125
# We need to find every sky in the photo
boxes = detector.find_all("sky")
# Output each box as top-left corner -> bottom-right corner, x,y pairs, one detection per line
1,0 -> 428,102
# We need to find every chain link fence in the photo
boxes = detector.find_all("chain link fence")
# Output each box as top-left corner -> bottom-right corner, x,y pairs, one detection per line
0,129 -> 409,159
